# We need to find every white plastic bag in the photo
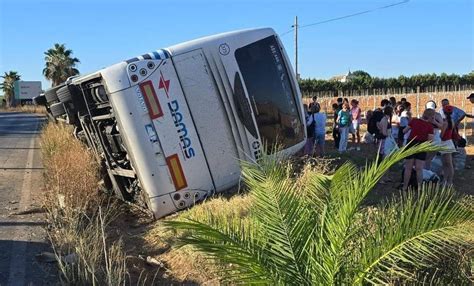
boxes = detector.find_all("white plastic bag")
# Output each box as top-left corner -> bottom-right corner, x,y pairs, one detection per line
362,132 -> 374,144
383,136 -> 399,156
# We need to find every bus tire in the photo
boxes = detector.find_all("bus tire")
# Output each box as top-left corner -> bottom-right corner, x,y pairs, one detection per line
57,86 -> 72,103
44,87 -> 59,103
50,102 -> 66,117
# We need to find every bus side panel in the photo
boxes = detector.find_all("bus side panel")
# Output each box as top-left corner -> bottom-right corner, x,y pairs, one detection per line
147,58 -> 214,194
173,50 -> 241,191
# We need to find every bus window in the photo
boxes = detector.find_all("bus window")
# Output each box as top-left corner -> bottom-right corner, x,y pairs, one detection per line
235,36 -> 304,152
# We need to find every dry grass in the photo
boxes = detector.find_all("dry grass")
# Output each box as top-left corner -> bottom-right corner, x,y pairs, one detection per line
41,122 -> 100,210
1,104 -> 48,114
40,121 -> 129,285
143,195 -> 252,284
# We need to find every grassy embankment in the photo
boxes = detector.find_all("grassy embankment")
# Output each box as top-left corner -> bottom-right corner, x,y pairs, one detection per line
41,122 -> 128,285
40,122 -> 238,284
39,121 -> 263,284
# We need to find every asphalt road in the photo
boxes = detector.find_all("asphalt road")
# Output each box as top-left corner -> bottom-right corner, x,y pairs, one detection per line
0,112 -> 56,285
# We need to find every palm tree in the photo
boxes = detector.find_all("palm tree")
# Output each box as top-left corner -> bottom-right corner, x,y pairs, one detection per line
0,71 -> 21,107
43,43 -> 80,87
166,143 -> 474,285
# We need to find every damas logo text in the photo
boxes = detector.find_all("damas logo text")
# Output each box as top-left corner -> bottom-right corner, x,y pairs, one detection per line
168,100 -> 195,159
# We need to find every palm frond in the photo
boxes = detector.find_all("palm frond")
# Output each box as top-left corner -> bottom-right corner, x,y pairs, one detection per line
164,218 -> 274,284
240,158 -> 320,285
318,141 -> 442,282
355,184 -> 474,285
164,141 -> 471,285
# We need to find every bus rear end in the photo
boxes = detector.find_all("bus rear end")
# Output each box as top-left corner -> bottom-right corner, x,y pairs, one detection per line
100,50 -> 214,218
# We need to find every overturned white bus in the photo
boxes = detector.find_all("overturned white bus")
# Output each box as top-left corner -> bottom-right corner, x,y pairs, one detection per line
43,28 -> 306,218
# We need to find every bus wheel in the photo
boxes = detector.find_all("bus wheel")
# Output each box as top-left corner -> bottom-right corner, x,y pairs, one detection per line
57,86 -> 72,103
44,87 -> 59,103
50,102 -> 66,117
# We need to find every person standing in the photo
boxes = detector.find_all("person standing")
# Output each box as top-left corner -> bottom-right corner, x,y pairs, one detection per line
376,106 -> 394,158
350,99 -> 362,150
424,100 -> 443,170
336,97 -> 343,110
332,103 -> 341,149
440,98 -> 474,122
402,109 -> 435,191
309,95 -> 318,109
312,103 -> 327,156
394,104 -> 404,147
439,98 -> 474,145
439,105 -> 457,185
337,103 -> 351,152
389,96 -> 397,108
303,104 -> 315,155
400,102 -> 412,146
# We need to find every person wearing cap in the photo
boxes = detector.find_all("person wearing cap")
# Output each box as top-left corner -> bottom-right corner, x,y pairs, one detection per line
425,100 -> 443,170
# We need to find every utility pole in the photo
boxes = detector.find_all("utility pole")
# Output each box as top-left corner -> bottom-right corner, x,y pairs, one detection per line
292,16 -> 299,80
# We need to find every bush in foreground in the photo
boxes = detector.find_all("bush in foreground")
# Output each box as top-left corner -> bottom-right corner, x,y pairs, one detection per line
166,143 -> 474,285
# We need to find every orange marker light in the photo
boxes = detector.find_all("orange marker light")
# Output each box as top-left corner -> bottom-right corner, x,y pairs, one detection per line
139,80 -> 163,119
166,154 -> 188,190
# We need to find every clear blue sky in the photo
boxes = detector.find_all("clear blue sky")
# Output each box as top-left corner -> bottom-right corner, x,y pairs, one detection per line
0,0 -> 472,90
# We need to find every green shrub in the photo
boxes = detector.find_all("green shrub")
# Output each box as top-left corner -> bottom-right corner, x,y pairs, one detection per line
167,143 -> 474,285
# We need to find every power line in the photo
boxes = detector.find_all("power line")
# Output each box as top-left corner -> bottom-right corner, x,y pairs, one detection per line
279,0 -> 409,37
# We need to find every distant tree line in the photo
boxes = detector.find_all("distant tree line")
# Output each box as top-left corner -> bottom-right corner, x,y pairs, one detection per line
299,71 -> 474,98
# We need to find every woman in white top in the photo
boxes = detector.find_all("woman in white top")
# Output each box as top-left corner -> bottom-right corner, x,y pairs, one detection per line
399,102 -> 412,146
424,100 -> 443,170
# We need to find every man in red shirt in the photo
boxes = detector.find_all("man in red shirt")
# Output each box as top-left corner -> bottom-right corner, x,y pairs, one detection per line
402,109 -> 435,191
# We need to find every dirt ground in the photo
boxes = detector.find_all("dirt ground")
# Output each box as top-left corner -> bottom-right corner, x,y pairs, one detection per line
320,136 -> 474,203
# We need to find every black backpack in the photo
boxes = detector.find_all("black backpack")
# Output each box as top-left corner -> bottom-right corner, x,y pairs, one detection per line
368,110 -> 385,138
306,114 -> 315,138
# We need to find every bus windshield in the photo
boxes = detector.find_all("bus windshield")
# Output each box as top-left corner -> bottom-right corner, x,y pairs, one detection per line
235,36 -> 304,151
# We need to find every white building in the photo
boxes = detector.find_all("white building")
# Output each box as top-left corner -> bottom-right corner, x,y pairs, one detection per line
330,71 -> 354,83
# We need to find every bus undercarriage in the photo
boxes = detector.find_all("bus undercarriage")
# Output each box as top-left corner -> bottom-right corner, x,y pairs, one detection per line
42,74 -> 150,212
